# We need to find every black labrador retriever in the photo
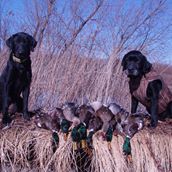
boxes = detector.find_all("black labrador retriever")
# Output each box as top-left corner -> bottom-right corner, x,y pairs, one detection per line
122,50 -> 172,128
0,32 -> 37,125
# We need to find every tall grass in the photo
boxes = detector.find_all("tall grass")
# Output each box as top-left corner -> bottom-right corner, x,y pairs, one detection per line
0,50 -> 171,110
0,50 -> 172,171
0,121 -> 171,172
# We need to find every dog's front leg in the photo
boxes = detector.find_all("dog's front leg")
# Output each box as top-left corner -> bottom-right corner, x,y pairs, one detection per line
149,97 -> 158,128
2,84 -> 12,125
131,96 -> 138,113
22,86 -> 30,120
147,80 -> 162,128
148,80 -> 162,128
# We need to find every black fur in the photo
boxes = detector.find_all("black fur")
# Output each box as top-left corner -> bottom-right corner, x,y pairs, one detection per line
0,32 -> 37,125
122,50 -> 172,128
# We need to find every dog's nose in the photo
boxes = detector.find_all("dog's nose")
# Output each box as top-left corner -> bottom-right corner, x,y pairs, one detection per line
17,46 -> 25,56
128,69 -> 135,73
18,50 -> 25,55
128,64 -> 136,72
128,68 -> 135,73
128,65 -> 134,70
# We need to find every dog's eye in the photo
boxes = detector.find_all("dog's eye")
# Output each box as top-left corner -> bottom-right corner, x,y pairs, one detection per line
129,57 -> 138,62
16,38 -> 26,44
15,39 -> 20,43
16,39 -> 23,44
21,39 -> 27,44
133,59 -> 138,62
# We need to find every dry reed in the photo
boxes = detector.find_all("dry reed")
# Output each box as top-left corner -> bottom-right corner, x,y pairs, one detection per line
90,122 -> 172,172
0,119 -> 171,172
0,49 -> 172,172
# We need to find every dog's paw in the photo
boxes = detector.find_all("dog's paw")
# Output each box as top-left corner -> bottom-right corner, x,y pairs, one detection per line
23,113 -> 30,121
147,123 -> 156,129
2,115 -> 12,125
2,124 -> 11,130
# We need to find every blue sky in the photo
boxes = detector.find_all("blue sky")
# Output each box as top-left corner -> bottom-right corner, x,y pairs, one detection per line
1,0 -> 172,63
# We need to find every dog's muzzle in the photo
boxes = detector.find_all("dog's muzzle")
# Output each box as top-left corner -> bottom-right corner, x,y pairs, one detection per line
125,69 -> 139,76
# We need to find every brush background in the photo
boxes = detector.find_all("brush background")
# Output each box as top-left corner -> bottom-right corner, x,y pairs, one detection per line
0,0 -> 172,110
0,1 -> 172,171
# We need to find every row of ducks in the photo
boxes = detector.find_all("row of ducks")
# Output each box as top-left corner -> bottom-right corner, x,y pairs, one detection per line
34,101 -> 146,139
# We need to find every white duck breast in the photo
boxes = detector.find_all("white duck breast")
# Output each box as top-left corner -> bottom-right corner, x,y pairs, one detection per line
90,101 -> 103,111
108,103 -> 121,115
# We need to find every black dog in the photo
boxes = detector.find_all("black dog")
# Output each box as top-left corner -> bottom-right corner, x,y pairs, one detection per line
122,50 -> 172,128
0,32 -> 37,125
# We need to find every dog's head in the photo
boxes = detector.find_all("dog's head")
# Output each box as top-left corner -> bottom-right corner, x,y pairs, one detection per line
6,32 -> 37,59
122,50 -> 152,77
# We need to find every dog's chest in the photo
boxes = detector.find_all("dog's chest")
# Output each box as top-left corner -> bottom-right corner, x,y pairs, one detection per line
129,77 -> 142,93
15,67 -> 30,80
10,67 -> 31,91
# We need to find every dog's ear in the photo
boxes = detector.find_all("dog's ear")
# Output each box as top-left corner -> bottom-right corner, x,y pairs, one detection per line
121,57 -> 127,71
6,35 -> 14,49
142,56 -> 152,74
28,35 -> 37,52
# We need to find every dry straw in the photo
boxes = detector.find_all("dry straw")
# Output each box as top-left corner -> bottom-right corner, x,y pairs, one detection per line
0,120 -> 74,172
0,119 -> 172,172
0,121 -> 35,171
90,123 -> 172,172
0,50 -> 172,172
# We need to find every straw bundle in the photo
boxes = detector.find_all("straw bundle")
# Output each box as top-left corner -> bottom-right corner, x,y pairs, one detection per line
131,125 -> 172,172
0,121 -> 35,171
0,119 -> 171,172
50,133 -> 74,172
89,122 -> 172,172
0,119 -> 74,172
31,129 -> 54,171
91,136 -> 116,172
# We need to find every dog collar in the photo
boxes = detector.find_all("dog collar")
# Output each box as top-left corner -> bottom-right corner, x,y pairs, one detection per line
12,55 -> 27,63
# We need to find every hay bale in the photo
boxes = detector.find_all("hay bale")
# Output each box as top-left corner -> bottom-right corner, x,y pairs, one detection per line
0,123 -> 35,171
0,119 -> 171,172
34,132 -> 74,172
91,136 -> 116,172
0,123 -> 74,172
90,122 -> 172,172
131,125 -> 172,172
31,129 -> 54,171
53,133 -> 74,172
